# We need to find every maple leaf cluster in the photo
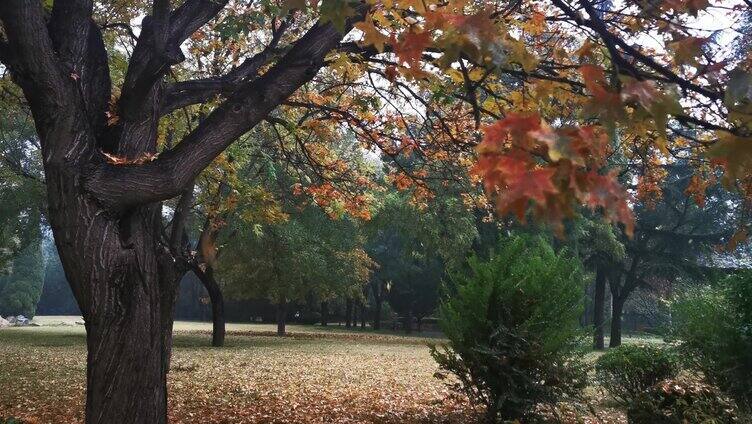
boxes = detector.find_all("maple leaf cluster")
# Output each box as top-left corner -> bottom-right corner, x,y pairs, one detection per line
473,113 -> 633,235
158,0 -> 752,239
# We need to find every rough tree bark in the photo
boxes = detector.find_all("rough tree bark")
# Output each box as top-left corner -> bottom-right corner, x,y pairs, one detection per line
593,266 -> 607,350
0,2 -> 363,422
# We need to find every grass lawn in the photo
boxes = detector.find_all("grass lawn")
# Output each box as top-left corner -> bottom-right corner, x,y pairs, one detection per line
0,317 -> 659,423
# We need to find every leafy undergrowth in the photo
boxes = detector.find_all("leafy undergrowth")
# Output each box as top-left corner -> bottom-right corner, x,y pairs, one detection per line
0,324 -> 478,423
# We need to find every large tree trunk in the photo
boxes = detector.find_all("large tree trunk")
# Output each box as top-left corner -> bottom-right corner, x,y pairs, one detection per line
593,267 -> 607,350
610,295 -> 625,348
276,300 -> 287,336
47,175 -> 181,424
193,267 -> 226,347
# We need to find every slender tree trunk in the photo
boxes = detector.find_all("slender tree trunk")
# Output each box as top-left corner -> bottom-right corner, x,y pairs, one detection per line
373,297 -> 382,330
345,298 -> 353,328
416,317 -> 422,332
360,303 -> 366,329
404,310 -> 413,334
276,301 -> 287,336
193,267 -> 226,347
320,301 -> 328,326
610,296 -> 625,348
593,267 -> 607,350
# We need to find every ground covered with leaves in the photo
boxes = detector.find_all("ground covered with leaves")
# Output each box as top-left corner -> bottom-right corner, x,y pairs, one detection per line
0,318 -> 641,423
0,318 -> 479,423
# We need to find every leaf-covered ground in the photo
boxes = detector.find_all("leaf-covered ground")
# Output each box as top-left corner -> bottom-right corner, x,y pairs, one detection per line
0,317 -> 637,423
0,318 -> 478,423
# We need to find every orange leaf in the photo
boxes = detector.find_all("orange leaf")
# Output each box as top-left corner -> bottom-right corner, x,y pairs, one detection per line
394,31 -> 431,68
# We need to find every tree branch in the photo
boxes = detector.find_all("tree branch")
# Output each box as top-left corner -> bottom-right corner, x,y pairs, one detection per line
49,1 -> 111,139
113,0 -> 230,157
85,9 -> 367,210
161,17 -> 292,116
0,1 -> 85,163
170,183 -> 195,253
553,0 -> 723,101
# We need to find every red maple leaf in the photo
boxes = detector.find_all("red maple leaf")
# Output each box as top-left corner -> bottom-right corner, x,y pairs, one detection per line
394,31 -> 431,68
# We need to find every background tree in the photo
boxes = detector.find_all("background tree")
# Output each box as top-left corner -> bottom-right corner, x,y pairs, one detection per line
573,219 -> 625,350
367,191 -> 477,332
220,206 -> 373,335
605,161 -> 740,346
36,239 -> 81,316
0,221 -> 43,318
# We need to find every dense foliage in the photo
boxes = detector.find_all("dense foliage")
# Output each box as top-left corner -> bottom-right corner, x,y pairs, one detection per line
431,236 -> 587,421
0,239 -> 44,318
627,377 -> 739,424
671,271 -> 752,409
595,344 -> 679,405
366,192 -> 477,330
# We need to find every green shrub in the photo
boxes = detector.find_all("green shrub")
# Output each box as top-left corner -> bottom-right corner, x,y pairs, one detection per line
431,236 -> 588,422
627,377 -> 738,424
670,271 -> 752,409
595,344 -> 679,404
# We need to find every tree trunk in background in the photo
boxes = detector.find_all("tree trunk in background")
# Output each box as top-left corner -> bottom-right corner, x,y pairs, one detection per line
593,267 -> 607,350
360,303 -> 366,329
345,298 -> 353,328
373,297 -> 382,330
404,310 -> 413,334
320,301 -> 328,326
416,317 -> 422,332
610,296 -> 625,347
276,301 -> 287,336
194,267 -> 226,347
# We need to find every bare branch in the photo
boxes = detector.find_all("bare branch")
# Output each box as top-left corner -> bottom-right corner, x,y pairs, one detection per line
552,0 -> 723,101
161,17 -> 292,115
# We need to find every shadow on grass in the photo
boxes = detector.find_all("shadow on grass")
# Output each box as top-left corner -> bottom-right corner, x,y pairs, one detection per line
0,328 -> 86,347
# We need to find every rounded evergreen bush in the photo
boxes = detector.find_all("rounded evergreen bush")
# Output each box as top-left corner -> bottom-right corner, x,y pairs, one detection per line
595,344 -> 679,404
430,235 -> 588,422
627,377 -> 738,424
